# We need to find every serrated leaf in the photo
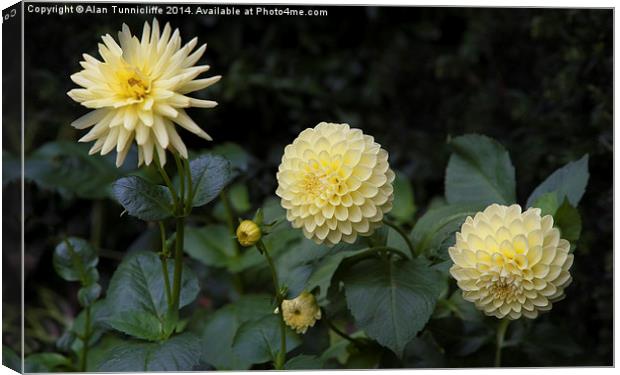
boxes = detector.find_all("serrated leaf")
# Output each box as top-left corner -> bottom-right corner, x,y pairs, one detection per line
24,141 -> 121,199
104,252 -> 199,341
199,295 -> 273,370
343,257 -> 442,357
53,237 -> 98,283
554,199 -> 582,244
526,154 -> 589,208
96,332 -> 201,371
411,202 -> 486,258
532,193 -> 582,244
446,134 -> 516,205
390,171 -> 416,223
232,314 -> 301,366
188,154 -> 231,207
532,191 -> 560,217
112,176 -> 173,221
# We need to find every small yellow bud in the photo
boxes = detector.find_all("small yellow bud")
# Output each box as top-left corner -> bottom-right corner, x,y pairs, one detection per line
236,220 -> 261,247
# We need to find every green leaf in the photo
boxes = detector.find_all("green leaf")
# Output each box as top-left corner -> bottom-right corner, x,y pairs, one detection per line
188,154 -> 231,207
278,239 -> 363,299
532,191 -> 560,217
284,355 -> 324,369
554,199 -> 582,243
526,154 -> 589,208
78,283 -> 101,307
184,225 -> 237,268
343,257 -> 442,357
232,314 -> 301,365
53,237 -> 98,283
112,176 -> 173,221
445,134 -> 516,205
411,202 -> 486,259
96,332 -> 201,371
532,193 -> 582,244
390,171 -> 416,223
104,252 -> 199,341
199,294 -> 273,370
25,141 -> 121,199
24,353 -> 71,372
305,248 -> 363,303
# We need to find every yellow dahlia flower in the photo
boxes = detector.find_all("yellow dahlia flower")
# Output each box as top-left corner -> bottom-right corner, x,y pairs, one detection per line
67,18 -> 220,167
236,220 -> 261,247
277,292 -> 322,334
276,122 -> 395,246
449,204 -> 574,320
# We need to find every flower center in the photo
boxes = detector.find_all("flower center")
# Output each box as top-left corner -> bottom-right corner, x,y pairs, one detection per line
116,67 -> 151,101
490,279 -> 515,300
301,173 -> 326,197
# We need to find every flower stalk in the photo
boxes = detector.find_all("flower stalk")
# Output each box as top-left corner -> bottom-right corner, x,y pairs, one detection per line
256,239 -> 287,370
494,318 -> 510,367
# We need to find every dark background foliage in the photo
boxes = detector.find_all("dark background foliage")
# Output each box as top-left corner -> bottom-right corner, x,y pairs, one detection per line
3,4 -> 612,367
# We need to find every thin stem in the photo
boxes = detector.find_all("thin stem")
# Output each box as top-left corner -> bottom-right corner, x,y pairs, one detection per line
220,189 -> 244,294
155,157 -> 179,208
257,240 -> 286,370
173,153 -> 186,205
345,246 -> 409,266
384,219 -> 416,257
324,317 -> 362,346
171,217 -> 185,312
494,319 -> 510,367
159,222 -> 172,308
79,305 -> 92,372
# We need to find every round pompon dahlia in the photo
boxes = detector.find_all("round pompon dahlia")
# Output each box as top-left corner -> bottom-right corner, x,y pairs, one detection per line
449,204 -> 574,320
67,18 -> 220,167
276,122 -> 395,246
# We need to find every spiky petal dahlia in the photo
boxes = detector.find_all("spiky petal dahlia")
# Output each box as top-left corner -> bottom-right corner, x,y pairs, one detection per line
67,19 -> 220,167
449,204 -> 574,319
277,292 -> 322,334
276,122 -> 395,246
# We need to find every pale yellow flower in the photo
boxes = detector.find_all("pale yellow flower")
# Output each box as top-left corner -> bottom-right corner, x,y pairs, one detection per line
236,220 -> 261,247
276,122 -> 394,246
277,292 -> 322,334
67,18 -> 220,167
449,203 -> 574,319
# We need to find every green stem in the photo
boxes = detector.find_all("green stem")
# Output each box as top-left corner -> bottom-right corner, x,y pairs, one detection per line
384,219 -> 416,257
345,246 -> 409,266
155,157 -> 179,208
159,222 -> 172,308
79,305 -> 92,372
257,240 -> 286,369
494,319 -> 510,367
324,317 -> 362,346
220,189 -> 244,295
173,153 -> 186,205
171,217 -> 185,313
